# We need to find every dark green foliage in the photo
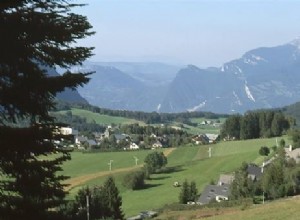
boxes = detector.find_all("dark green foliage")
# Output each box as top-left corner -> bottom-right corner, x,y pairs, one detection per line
102,177 -> 124,220
230,162 -> 256,200
221,110 -> 291,140
122,170 -> 145,190
179,180 -> 190,204
62,177 -> 124,220
220,114 -> 241,140
259,146 -> 270,156
0,1 -> 93,219
189,181 -> 198,202
179,180 -> 198,204
53,111 -> 106,133
262,149 -> 300,200
289,129 -> 300,148
55,102 -> 228,124
279,138 -> 286,148
144,151 -> 168,175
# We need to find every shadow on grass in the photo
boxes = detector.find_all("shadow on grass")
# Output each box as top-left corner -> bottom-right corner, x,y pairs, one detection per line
135,183 -> 163,191
156,165 -> 185,174
150,175 -> 171,180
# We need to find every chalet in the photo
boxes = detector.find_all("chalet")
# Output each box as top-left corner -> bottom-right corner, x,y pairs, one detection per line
114,134 -> 131,143
205,133 -> 220,143
198,184 -> 230,205
247,164 -> 263,181
129,143 -> 139,150
192,134 -> 209,145
75,136 -> 88,146
152,141 -> 163,149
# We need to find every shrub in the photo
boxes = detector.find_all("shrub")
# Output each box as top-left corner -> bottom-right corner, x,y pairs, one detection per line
123,170 -> 145,190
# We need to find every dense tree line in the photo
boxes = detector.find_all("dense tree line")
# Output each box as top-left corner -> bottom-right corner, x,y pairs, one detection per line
55,101 -> 228,124
52,110 -> 106,133
221,111 -> 291,140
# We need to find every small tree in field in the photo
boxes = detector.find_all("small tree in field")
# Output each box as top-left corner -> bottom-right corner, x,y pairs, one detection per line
179,180 -> 190,204
259,146 -> 270,156
123,170 -> 145,190
144,151 -> 167,174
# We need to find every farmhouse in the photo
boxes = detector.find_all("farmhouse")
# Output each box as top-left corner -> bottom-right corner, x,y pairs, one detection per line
129,143 -> 139,150
114,134 -> 131,143
192,134 -> 209,145
152,141 -> 163,149
198,184 -> 230,205
205,133 -> 220,143
247,164 -> 263,181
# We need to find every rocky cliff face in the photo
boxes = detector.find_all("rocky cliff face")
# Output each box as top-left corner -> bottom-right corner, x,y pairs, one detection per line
78,39 -> 300,113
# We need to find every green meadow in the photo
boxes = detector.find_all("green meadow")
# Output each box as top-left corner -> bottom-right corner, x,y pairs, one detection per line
61,137 -> 286,217
158,196 -> 300,220
56,108 -> 144,125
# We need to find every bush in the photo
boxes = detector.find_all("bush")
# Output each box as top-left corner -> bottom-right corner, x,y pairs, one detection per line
123,170 -> 145,190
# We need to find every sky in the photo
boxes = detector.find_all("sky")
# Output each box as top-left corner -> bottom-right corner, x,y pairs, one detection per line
76,0 -> 300,68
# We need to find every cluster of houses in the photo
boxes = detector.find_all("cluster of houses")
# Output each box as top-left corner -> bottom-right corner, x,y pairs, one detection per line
197,163 -> 263,205
200,120 -> 222,127
196,144 -> 300,205
58,126 -> 167,150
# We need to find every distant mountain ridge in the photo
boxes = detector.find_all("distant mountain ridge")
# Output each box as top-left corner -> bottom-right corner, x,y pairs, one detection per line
77,38 -> 300,113
46,67 -> 88,104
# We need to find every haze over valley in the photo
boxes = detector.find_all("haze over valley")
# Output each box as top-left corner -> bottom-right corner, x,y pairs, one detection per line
62,38 -> 300,114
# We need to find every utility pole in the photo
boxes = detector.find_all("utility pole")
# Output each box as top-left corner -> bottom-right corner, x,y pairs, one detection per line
86,195 -> 90,220
208,147 -> 212,158
108,160 -> 113,171
134,156 -> 139,166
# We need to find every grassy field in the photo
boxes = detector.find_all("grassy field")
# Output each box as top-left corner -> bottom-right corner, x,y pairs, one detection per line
56,108 -> 144,125
156,196 -> 300,220
60,137 -> 286,217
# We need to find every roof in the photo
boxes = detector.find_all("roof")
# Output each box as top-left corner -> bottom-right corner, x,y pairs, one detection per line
114,134 -> 129,141
247,164 -> 263,180
198,184 -> 230,205
218,174 -> 234,185
205,133 -> 220,141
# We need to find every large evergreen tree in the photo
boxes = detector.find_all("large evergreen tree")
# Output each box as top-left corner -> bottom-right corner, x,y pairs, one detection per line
0,1 -> 93,219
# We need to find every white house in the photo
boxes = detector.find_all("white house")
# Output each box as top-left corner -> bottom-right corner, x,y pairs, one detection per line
129,143 -> 139,150
152,141 -> 163,149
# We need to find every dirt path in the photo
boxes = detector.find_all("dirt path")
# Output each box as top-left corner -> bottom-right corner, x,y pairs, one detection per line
64,148 -> 175,191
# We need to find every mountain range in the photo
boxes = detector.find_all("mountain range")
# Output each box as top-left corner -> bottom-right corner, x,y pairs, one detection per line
68,38 -> 300,114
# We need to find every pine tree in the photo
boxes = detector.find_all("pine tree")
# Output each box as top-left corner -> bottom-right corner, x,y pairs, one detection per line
179,179 -> 190,204
0,1 -> 93,219
189,181 -> 198,202
102,176 -> 124,220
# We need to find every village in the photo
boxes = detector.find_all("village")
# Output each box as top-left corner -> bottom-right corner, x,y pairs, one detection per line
57,121 -> 221,151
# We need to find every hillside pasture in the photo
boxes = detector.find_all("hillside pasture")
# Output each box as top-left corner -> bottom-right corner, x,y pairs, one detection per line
157,196 -> 300,220
60,137 -> 282,217
56,108 -> 143,125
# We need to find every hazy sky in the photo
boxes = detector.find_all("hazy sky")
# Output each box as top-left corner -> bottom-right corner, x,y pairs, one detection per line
76,0 -> 300,67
